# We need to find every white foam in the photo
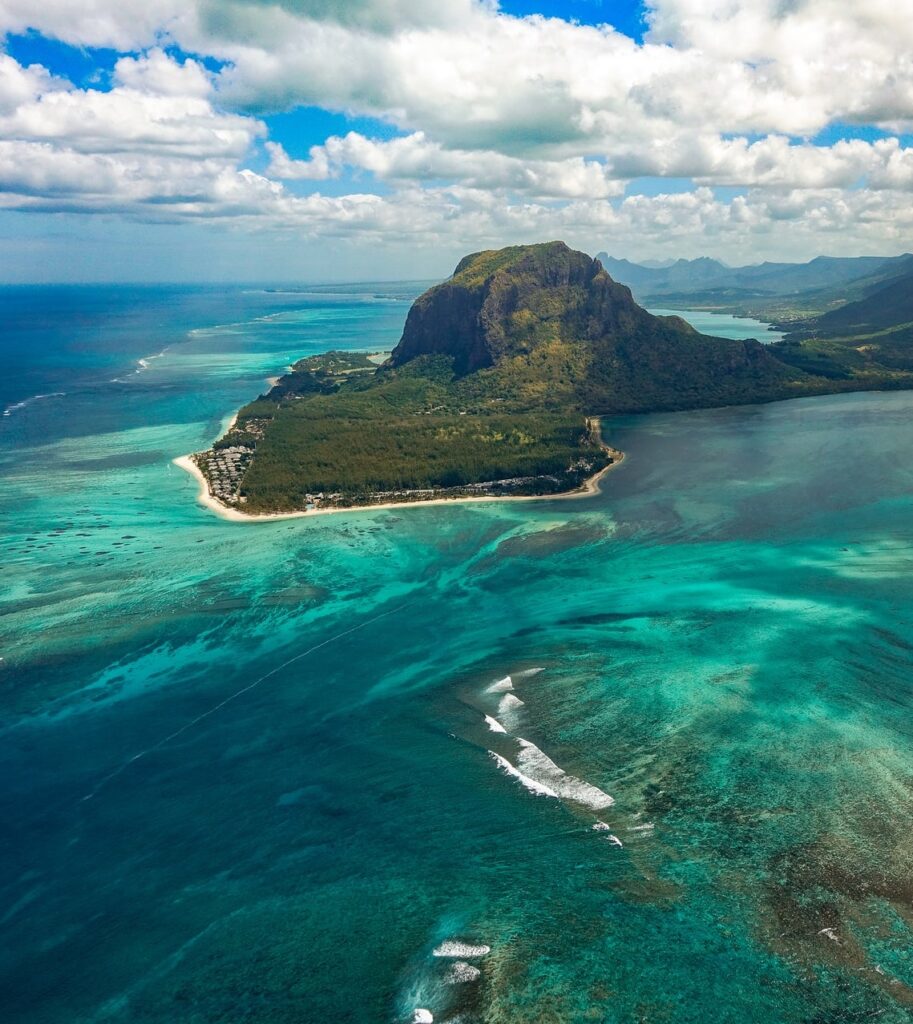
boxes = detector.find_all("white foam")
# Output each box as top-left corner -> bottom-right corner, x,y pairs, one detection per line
515,740 -> 614,811
485,675 -> 513,693
628,823 -> 654,833
113,350 -> 169,382
498,693 -> 523,710
497,693 -> 525,728
489,751 -> 558,800
446,962 -> 481,984
432,941 -> 491,958
592,821 -> 611,832
411,1010 -> 433,1023
517,667 -> 544,677
484,715 -> 507,734
606,834 -> 623,847
3,392 -> 65,417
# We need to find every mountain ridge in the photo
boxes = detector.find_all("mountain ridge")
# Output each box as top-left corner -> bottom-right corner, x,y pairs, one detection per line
596,250 -> 913,304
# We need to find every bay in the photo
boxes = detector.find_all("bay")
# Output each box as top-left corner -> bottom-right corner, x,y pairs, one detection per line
648,306 -> 785,343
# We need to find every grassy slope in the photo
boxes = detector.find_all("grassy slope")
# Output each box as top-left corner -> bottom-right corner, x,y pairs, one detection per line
769,269 -> 913,383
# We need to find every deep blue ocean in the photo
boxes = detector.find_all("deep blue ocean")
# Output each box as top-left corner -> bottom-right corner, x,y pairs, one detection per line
3,285 -> 913,1023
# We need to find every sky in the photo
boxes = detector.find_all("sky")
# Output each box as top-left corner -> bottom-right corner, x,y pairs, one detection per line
0,0 -> 912,282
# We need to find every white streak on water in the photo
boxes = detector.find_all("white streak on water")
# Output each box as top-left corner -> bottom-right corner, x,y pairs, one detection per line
484,715 -> 506,734
411,1011 -> 433,1023
111,348 -> 169,383
592,822 -> 623,846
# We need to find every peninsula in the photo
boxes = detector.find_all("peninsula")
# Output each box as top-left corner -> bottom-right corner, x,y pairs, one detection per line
178,241 -> 913,518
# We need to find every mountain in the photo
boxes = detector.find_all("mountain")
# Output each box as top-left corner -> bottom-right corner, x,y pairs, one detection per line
770,266 -> 913,378
391,242 -> 793,411
811,268 -> 913,333
595,254 -> 731,296
597,251 -> 913,307
188,242 -> 913,514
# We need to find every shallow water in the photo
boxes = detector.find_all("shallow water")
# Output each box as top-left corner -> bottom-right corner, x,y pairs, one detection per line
648,306 -> 785,343
3,287 -> 913,1023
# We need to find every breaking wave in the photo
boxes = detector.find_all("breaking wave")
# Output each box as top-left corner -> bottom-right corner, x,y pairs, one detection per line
446,962 -> 481,983
485,675 -> 513,693
497,692 -> 524,728
110,348 -> 169,383
489,751 -> 559,799
516,740 -> 614,810
3,392 -> 65,417
432,942 -> 491,958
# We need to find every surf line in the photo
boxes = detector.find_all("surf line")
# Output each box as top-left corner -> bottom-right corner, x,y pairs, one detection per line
81,603 -> 409,802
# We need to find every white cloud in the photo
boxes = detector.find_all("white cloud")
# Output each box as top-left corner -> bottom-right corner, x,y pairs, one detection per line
113,48 -> 212,98
196,2 -> 913,149
0,52 -> 262,159
266,133 -> 624,199
608,135 -> 913,191
0,0 -> 189,49
0,1 -> 912,271
0,52 -> 61,114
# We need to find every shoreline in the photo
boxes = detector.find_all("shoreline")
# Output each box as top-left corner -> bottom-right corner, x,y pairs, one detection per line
173,423 -> 625,524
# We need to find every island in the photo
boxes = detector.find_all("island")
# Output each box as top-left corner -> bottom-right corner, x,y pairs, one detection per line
176,241 -> 913,519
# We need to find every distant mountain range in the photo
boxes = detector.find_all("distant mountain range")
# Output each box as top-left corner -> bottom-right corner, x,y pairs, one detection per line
596,251 -> 913,308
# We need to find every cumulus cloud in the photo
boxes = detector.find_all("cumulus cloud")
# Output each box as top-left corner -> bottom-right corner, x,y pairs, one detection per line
0,0 -> 189,49
0,50 -> 261,159
266,133 -> 624,199
113,48 -> 213,98
196,1 -> 913,149
0,0 -> 911,266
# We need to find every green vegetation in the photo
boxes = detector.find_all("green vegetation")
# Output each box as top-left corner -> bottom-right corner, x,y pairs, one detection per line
767,268 -> 913,384
220,347 -> 610,512
194,242 -> 913,514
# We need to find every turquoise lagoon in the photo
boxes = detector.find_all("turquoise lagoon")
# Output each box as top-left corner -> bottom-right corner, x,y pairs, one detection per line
2,291 -> 913,1023
647,307 -> 785,343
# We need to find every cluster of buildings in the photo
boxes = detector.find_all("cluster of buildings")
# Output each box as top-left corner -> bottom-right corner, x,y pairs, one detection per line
197,445 -> 253,505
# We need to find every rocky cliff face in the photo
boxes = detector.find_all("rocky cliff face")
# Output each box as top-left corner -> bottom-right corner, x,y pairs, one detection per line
390,242 -> 616,373
389,241 -> 797,412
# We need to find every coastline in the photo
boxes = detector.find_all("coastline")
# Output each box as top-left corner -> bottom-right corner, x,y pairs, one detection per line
173,421 -> 625,524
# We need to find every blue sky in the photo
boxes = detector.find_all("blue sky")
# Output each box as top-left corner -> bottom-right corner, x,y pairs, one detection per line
0,0 -> 910,281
